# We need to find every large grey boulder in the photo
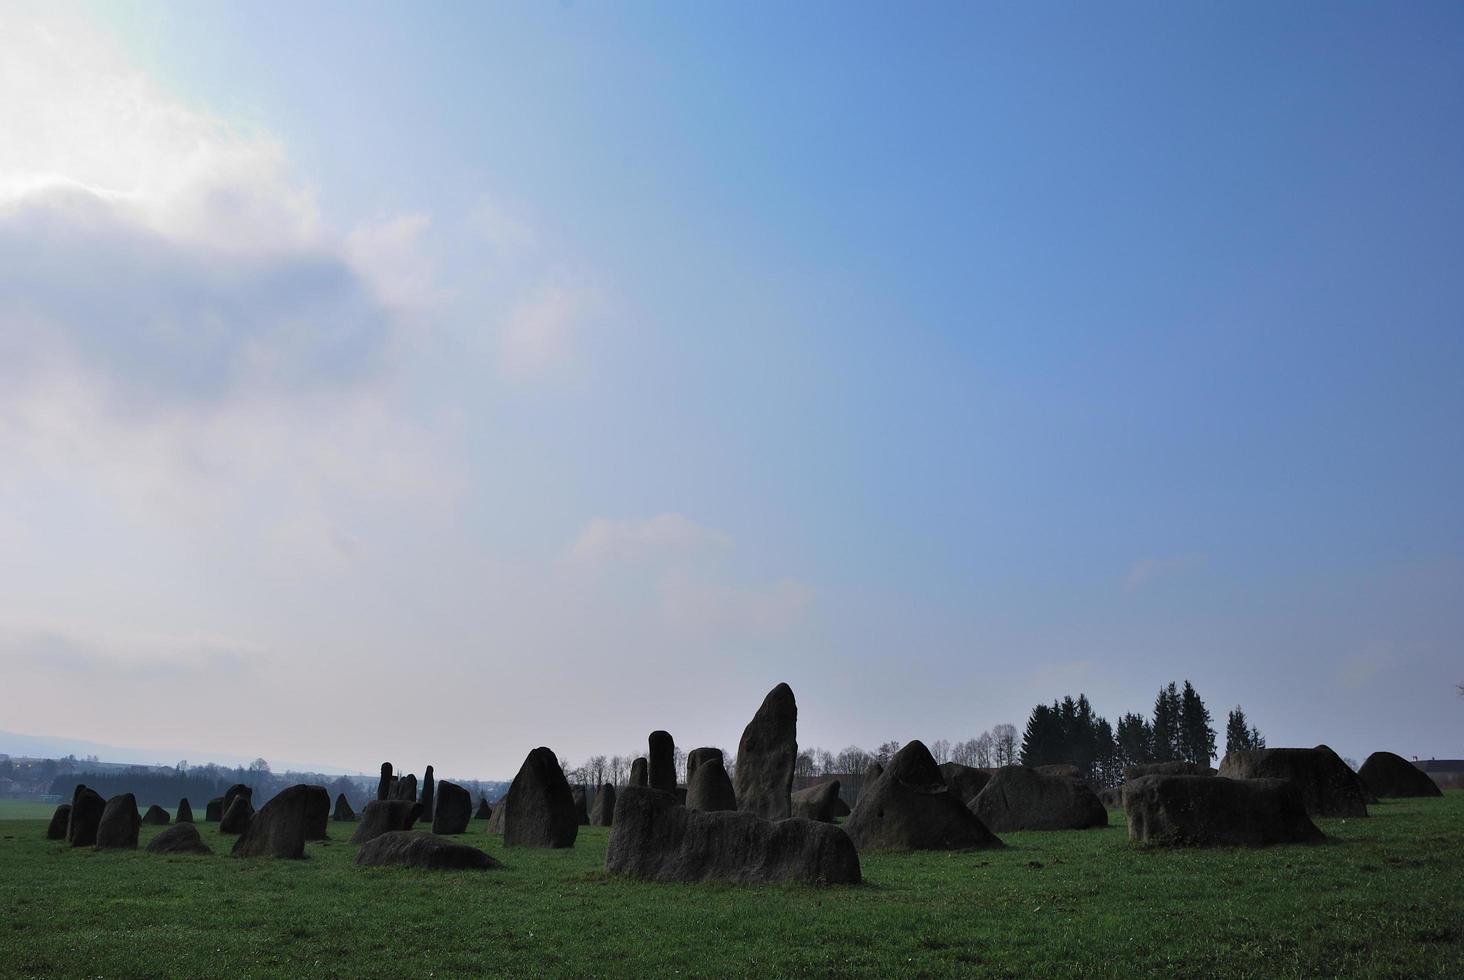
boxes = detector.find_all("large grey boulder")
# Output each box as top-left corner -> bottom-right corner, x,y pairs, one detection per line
846,741 -> 1003,851
67,785 -> 105,847
95,794 -> 140,849
205,798 -> 224,822
1124,761 -> 1215,780
303,785 -> 331,840
971,766 -> 1108,832
46,804 -> 71,840
486,793 -> 508,834
333,794 -> 357,822
146,823 -> 213,855
222,784 -> 252,817
938,762 -> 993,805
393,773 -> 418,803
606,787 -> 861,885
687,753 -> 737,812
648,731 -> 677,793
1358,751 -> 1442,799
734,683 -> 797,821
142,804 -> 170,826
590,784 -> 616,826
433,780 -> 472,835
792,781 -> 842,823
503,747 -> 578,848
232,784 -> 313,859
686,747 -> 723,785
1218,746 -> 1369,817
355,831 -> 503,871
1124,774 -> 1325,846
220,796 -> 254,834
350,800 -> 422,844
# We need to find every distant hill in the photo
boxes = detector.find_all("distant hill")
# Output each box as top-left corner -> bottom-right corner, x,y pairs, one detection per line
0,729 -> 367,776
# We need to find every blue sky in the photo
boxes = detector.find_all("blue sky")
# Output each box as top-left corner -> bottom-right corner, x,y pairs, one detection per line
1,1 -> 1460,777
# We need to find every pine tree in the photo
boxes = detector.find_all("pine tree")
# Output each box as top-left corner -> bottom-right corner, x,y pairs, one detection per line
1115,712 -> 1154,769
1151,683 -> 1182,761
1021,703 -> 1061,767
1178,680 -> 1216,765
1226,706 -> 1266,754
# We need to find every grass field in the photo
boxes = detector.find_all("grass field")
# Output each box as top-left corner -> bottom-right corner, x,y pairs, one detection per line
1,794 -> 1460,978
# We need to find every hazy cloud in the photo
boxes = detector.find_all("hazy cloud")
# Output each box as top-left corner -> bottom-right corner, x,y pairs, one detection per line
1124,553 -> 1205,592
570,513 -> 733,566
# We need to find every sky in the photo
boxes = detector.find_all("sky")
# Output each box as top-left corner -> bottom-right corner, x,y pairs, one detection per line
1,1 -> 1461,779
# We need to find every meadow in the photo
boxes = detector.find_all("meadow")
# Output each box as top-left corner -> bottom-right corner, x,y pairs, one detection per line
1,794 -> 1460,978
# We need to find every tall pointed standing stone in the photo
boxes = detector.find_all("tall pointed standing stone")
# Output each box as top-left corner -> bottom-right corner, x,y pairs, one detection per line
629,757 -> 649,788
377,763 -> 393,802
734,683 -> 797,821
648,731 -> 677,793
503,747 -> 578,848
421,766 -> 436,821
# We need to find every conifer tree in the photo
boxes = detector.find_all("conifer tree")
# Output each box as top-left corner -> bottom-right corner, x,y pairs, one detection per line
1178,680 -> 1216,765
1151,683 -> 1182,761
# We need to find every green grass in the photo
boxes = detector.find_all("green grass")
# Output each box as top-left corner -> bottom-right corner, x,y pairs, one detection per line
1,793 -> 1460,978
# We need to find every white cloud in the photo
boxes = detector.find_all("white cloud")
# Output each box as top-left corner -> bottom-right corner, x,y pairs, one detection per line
569,513 -> 733,565
345,213 -> 445,316
497,283 -> 595,379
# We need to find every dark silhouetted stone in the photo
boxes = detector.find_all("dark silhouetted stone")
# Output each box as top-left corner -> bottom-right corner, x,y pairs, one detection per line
590,783 -> 616,826
355,831 -> 504,871
1218,746 -> 1369,818
421,766 -> 435,821
1036,763 -> 1083,780
792,781 -> 843,823
67,785 -> 105,847
938,763 -> 993,805
607,787 -> 861,885
971,766 -> 1108,832
378,763 -> 393,802
486,793 -> 508,834
1359,751 -> 1443,799
393,773 -> 418,802
687,753 -> 737,812
142,804 -> 170,825
1124,761 -> 1215,780
846,742 -> 1004,851
350,800 -> 422,844
220,796 -> 254,834
146,823 -> 213,855
648,730 -> 677,793
1124,774 -> 1326,846
334,794 -> 357,822
475,797 -> 492,820
177,798 -> 194,823
504,747 -> 578,848
629,757 -> 648,788
686,747 -> 723,786
205,798 -> 223,822
303,785 -> 330,840
734,683 -> 798,821
222,783 -> 252,817
832,796 -> 851,817
96,794 -> 141,849
433,780 -> 472,835
1099,787 -> 1124,809
232,784 -> 314,858
47,804 -> 71,840
571,785 -> 591,825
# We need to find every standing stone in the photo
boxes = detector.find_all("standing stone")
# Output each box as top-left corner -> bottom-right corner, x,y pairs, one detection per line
1358,751 -> 1443,799
1218,746 -> 1369,817
303,785 -> 330,840
938,763 -> 994,805
686,748 -> 723,786
378,763 -> 393,802
606,786 -> 861,885
177,798 -> 194,823
355,831 -> 504,871
46,804 -> 72,840
394,774 -> 418,803
334,794 -> 357,822
734,683 -> 798,821
590,783 -> 616,826
1124,774 -> 1326,846
421,766 -> 436,821
629,758 -> 649,788
1124,761 -> 1214,780
846,741 -> 1004,851
686,754 -> 738,813
220,796 -> 254,834
486,793 -> 509,834
146,823 -> 213,855
350,800 -> 422,844
96,793 -> 141,849
503,747 -> 579,848
648,731 -> 677,793
792,781 -> 843,823
971,766 -> 1109,832
142,804 -> 171,825
67,785 -> 105,847
222,784 -> 253,818
205,798 -> 224,822
432,780 -> 473,835
571,785 -> 591,825
475,797 -> 493,820
233,784 -> 313,859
